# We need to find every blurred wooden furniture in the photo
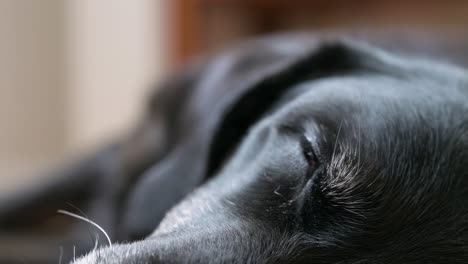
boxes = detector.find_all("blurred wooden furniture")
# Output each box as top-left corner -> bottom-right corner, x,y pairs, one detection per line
169,0 -> 468,65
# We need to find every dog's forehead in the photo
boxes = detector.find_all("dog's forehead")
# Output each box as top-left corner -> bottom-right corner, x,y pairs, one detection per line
276,74 -> 468,168
277,73 -> 468,138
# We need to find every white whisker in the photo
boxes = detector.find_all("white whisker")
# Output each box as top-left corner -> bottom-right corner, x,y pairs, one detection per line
67,202 -> 89,218
58,246 -> 63,264
93,233 -> 100,251
57,210 -> 112,247
332,119 -> 344,162
357,122 -> 361,171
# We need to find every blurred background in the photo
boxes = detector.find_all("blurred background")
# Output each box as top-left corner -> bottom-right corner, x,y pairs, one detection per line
1,1 -> 468,262
1,0 -> 468,200
0,0 -> 165,195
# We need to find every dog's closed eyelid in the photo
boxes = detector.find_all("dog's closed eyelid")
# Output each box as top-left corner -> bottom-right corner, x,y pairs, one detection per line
300,134 -> 321,169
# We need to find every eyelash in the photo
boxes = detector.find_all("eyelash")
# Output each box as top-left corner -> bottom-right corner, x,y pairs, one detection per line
300,134 -> 320,169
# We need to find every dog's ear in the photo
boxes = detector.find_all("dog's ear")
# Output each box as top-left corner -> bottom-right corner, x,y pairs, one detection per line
122,36 -> 390,239
205,38 -> 386,176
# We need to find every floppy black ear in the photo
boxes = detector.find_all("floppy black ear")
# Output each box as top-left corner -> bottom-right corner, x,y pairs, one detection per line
206,38 -> 378,176
122,35 -> 385,239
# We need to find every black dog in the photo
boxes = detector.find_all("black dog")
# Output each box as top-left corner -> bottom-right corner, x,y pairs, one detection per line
1,34 -> 468,263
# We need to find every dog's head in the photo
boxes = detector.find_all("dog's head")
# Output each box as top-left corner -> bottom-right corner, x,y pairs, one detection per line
72,37 -> 468,263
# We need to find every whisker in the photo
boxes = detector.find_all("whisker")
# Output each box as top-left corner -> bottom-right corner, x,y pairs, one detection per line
86,228 -> 99,251
66,202 -> 89,218
57,210 -> 112,247
58,246 -> 63,264
357,122 -> 361,171
73,245 -> 76,262
93,233 -> 100,251
66,203 -> 101,249
332,119 -> 344,162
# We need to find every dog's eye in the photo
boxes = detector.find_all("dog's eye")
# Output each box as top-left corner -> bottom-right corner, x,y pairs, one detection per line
300,134 -> 320,169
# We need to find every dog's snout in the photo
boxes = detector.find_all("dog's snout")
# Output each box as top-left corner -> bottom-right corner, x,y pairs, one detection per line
74,223 -> 299,264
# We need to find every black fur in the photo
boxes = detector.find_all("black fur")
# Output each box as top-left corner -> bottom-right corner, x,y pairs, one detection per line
2,34 -> 468,263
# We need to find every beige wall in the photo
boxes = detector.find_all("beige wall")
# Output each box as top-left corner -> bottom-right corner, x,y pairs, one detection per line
67,0 -> 167,151
0,0 -> 67,189
0,0 -> 167,192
